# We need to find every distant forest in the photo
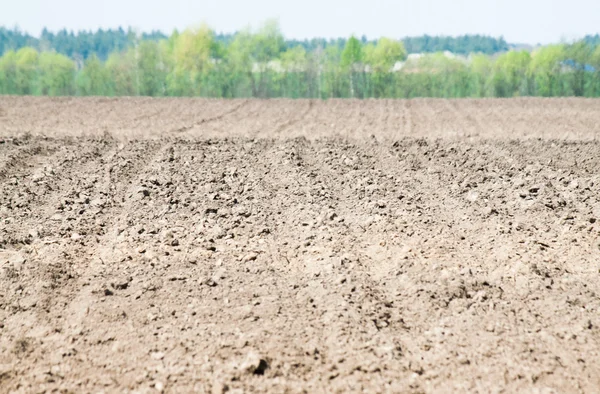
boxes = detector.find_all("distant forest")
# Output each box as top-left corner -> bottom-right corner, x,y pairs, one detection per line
0,23 -> 599,99
584,34 -> 600,47
0,26 -> 512,60
0,27 -> 167,61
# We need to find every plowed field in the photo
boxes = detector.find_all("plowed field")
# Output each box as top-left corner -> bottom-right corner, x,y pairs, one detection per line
1,97 -> 600,393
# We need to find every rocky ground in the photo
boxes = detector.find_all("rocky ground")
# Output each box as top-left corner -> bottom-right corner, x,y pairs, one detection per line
0,97 -> 599,393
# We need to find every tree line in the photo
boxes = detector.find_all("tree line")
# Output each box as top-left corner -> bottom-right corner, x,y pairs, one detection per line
0,22 -> 599,98
402,35 -> 508,55
0,27 -> 167,61
1,26 -> 511,60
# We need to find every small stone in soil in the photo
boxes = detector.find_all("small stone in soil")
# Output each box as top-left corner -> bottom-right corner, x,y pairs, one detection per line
242,352 -> 269,375
243,252 -> 258,262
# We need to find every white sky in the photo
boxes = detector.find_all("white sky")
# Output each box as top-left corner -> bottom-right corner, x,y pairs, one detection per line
2,0 -> 599,44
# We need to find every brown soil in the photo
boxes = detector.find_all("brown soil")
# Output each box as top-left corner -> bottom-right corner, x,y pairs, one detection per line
0,97 -> 599,393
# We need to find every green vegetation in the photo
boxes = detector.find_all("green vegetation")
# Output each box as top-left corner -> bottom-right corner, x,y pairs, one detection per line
0,26 -> 509,59
0,22 -> 599,98
0,26 -> 164,61
402,35 -> 508,55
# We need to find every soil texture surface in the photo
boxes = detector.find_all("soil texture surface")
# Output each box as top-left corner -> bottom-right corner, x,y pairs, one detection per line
1,97 -> 600,393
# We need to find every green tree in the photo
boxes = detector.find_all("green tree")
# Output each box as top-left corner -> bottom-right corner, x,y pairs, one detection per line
591,46 -> 600,96
367,38 -> 406,71
105,50 -> 138,96
15,47 -> 39,94
167,25 -> 215,95
493,50 -> 531,97
136,41 -> 166,96
341,36 -> 363,68
470,54 -> 493,97
397,53 -> 469,98
225,29 -> 253,97
341,36 -> 363,97
76,54 -> 109,95
529,44 -> 565,96
227,20 -> 285,97
565,41 -> 593,96
321,45 -> 345,98
0,50 -> 18,94
280,46 -> 308,98
38,52 -> 76,95
364,37 -> 406,97
422,53 -> 471,97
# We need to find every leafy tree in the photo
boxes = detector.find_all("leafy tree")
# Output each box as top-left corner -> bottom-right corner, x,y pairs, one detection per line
365,38 -> 406,97
493,50 -> 531,97
341,36 -> 363,97
280,46 -> 308,97
38,52 -> 76,95
251,20 -> 286,64
15,47 -> 39,94
136,41 -> 166,96
76,54 -> 109,95
0,50 -> 18,94
591,46 -> 600,95
105,50 -> 137,96
400,53 -> 471,97
564,41 -> 593,96
227,20 -> 285,97
321,45 -> 345,98
341,36 -> 363,69
366,38 -> 406,72
470,54 -> 493,97
226,29 -> 255,97
168,25 -> 215,96
529,44 -> 565,96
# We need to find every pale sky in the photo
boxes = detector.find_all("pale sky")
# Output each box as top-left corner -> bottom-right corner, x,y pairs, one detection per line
2,0 -> 599,45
